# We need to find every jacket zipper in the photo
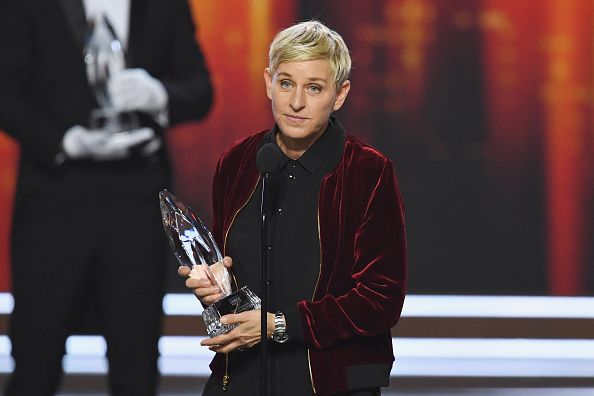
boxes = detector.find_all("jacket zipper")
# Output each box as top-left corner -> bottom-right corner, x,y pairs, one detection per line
220,174 -> 262,391
307,207 -> 323,394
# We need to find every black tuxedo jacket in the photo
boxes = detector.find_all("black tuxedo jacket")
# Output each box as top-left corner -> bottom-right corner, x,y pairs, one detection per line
0,0 -> 213,214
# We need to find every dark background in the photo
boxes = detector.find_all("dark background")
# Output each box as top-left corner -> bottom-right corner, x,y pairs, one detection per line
1,0 -> 592,296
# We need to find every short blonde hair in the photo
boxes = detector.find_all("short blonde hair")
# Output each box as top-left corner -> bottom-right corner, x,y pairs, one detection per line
268,21 -> 351,90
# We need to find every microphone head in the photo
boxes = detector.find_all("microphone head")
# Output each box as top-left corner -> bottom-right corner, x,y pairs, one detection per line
256,143 -> 283,174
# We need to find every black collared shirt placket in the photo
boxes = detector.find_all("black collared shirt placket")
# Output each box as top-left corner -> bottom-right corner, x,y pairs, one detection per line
222,123 -> 339,396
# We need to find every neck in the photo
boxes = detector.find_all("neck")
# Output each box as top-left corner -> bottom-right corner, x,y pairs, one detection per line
275,122 -> 329,160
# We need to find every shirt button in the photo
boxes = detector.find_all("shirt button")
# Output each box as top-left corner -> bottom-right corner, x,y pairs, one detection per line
288,173 -> 296,180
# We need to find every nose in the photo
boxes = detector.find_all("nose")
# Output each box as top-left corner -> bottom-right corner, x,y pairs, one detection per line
290,88 -> 305,111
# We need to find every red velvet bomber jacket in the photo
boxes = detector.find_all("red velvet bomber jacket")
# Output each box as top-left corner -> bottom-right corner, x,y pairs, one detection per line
209,123 -> 407,395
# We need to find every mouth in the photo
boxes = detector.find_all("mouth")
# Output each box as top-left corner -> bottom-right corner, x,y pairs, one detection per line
283,113 -> 308,122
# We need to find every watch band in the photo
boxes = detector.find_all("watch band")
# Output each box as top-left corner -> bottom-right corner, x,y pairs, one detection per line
272,311 -> 289,343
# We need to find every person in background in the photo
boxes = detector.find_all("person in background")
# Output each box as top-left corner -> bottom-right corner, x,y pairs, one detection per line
0,0 -> 212,395
180,21 -> 406,396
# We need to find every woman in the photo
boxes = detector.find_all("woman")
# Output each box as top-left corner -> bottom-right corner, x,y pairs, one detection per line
181,21 -> 407,396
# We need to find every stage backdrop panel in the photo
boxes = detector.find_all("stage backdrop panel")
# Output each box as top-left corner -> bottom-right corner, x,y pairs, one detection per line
298,0 -> 594,295
1,0 -> 592,296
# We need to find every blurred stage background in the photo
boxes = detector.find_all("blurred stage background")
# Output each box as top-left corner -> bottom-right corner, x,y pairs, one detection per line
1,0 -> 593,394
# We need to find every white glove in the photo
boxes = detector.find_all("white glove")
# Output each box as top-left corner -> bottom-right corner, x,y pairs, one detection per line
140,135 -> 162,156
108,68 -> 169,113
62,125 -> 156,161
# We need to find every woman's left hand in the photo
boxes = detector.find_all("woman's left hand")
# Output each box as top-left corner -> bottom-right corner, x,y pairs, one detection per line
200,309 -> 275,353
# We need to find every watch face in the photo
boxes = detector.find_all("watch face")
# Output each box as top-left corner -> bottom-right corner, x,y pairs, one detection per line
273,332 -> 289,343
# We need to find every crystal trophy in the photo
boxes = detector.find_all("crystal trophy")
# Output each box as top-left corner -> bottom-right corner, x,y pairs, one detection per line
83,14 -> 139,133
159,190 -> 261,337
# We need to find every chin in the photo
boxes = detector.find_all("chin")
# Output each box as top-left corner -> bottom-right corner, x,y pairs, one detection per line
279,127 -> 315,141
277,122 -> 303,136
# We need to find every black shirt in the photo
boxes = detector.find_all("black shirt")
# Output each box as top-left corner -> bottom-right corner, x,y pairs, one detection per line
218,120 -> 342,396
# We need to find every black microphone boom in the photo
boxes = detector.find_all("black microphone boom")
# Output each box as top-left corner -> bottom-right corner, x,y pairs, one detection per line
256,142 -> 282,396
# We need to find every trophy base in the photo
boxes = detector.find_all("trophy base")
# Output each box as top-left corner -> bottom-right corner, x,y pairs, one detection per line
90,108 -> 140,133
202,286 -> 261,338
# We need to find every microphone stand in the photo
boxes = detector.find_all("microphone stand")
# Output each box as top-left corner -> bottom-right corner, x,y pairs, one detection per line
260,172 -> 271,396
256,142 -> 281,396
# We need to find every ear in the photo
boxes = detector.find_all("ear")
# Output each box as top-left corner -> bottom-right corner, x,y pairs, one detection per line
333,80 -> 351,111
264,68 -> 273,100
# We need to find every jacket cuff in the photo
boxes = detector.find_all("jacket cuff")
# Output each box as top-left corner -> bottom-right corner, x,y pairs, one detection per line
284,302 -> 305,344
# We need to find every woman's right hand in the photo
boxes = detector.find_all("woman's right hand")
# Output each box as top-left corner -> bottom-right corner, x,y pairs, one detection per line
177,256 -> 233,305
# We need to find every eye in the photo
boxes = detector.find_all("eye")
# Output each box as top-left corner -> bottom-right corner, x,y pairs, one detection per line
280,80 -> 293,89
307,84 -> 322,94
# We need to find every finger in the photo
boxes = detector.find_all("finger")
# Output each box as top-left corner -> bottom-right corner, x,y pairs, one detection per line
217,336 -> 260,354
207,337 -> 243,353
223,256 -> 233,268
136,128 -> 155,138
106,129 -> 154,149
112,96 -> 146,112
222,309 -> 258,325
141,138 -> 162,156
192,286 -> 220,298
246,340 -> 261,349
80,131 -> 111,149
201,333 -> 232,347
220,313 -> 242,325
109,83 -> 141,102
115,68 -> 147,80
185,278 -> 213,288
189,265 -> 210,281
178,266 -> 190,277
110,70 -> 145,86
210,342 -> 241,354
200,293 -> 222,305
110,93 -> 136,109
84,129 -> 112,139
109,82 -> 134,96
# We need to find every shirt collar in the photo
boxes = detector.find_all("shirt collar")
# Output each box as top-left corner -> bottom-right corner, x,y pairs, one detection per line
265,116 -> 338,175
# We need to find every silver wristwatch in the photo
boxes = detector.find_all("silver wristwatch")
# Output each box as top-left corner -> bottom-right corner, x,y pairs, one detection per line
272,311 -> 289,343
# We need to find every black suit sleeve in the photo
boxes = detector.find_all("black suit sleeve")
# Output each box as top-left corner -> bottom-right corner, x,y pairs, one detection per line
0,0 -> 68,167
160,0 -> 213,125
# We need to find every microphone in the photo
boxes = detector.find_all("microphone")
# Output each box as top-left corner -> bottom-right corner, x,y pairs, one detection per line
256,143 -> 283,175
257,143 -> 282,215
255,142 -> 282,396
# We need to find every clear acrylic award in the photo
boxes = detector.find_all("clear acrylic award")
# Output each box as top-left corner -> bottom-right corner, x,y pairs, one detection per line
159,190 -> 261,337
83,14 -> 140,133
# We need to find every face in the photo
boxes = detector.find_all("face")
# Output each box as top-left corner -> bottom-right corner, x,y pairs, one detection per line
264,59 -> 350,155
